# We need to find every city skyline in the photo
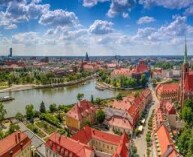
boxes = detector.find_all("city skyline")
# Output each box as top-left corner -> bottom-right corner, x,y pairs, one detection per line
0,0 -> 193,56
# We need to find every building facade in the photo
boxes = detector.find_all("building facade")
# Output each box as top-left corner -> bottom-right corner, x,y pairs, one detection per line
155,83 -> 179,102
46,126 -> 130,157
0,131 -> 32,157
66,100 -> 96,130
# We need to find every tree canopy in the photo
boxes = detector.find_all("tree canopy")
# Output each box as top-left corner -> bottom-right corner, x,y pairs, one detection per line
96,109 -> 105,124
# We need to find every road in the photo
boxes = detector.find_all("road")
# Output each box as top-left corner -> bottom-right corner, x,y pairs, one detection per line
133,83 -> 159,157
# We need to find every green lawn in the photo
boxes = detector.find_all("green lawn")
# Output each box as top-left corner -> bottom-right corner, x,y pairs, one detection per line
27,123 -> 46,138
36,121 -> 56,135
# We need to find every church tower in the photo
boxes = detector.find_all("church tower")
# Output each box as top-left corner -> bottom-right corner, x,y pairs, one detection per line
180,38 -> 189,106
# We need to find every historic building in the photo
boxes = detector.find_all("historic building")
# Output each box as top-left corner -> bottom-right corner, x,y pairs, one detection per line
46,126 -> 130,157
111,60 -> 150,80
155,83 -> 179,102
0,131 -> 32,157
105,89 -> 152,134
66,100 -> 96,130
152,124 -> 179,157
179,40 -> 193,106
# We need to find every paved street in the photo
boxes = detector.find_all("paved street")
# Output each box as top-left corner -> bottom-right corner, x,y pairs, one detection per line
133,84 -> 159,157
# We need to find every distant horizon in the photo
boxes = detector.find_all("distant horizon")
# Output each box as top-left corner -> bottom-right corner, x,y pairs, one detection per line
0,0 -> 193,56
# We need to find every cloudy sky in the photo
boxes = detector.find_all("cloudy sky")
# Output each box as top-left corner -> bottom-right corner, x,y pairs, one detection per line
0,0 -> 193,56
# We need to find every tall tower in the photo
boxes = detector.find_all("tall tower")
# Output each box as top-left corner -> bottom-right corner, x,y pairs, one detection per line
85,52 -> 89,62
9,48 -> 13,57
180,38 -> 189,106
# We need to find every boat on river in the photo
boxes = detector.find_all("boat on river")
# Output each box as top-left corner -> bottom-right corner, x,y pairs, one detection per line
0,96 -> 15,102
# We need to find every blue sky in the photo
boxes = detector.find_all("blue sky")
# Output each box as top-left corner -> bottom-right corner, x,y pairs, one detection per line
0,0 -> 193,56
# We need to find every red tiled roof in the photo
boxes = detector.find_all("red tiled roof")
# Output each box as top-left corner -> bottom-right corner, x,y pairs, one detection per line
111,97 -> 134,111
107,116 -> 133,131
111,89 -> 151,126
46,132 -> 94,157
71,126 -> 129,156
156,125 -> 178,157
156,83 -> 179,95
134,61 -> 148,74
72,126 -> 122,145
0,131 -> 31,157
113,133 -> 129,157
111,68 -> 133,77
160,100 -> 176,115
66,100 -> 96,121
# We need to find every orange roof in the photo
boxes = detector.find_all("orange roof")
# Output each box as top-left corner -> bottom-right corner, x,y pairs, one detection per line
72,126 -> 129,156
66,100 -> 96,121
111,96 -> 134,111
72,126 -> 122,145
156,83 -> 179,95
107,116 -> 133,130
134,60 -> 149,74
111,68 -> 133,77
156,125 -> 178,157
0,131 -> 31,157
46,132 -> 94,157
160,100 -> 176,115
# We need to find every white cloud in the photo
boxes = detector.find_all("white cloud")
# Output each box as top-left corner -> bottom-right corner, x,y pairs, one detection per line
185,6 -> 193,16
82,0 -> 109,7
107,0 -> 135,17
139,0 -> 193,9
39,9 -> 79,28
0,0 -> 50,29
137,16 -> 155,24
122,12 -> 129,18
12,32 -> 41,45
89,20 -> 114,34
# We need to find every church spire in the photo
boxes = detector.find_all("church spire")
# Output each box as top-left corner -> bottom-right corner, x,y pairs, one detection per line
184,37 -> 188,64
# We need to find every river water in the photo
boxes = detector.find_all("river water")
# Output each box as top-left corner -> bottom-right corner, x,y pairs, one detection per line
1,80 -> 123,117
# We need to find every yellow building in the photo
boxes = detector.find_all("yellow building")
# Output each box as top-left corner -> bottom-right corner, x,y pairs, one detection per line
66,100 -> 96,130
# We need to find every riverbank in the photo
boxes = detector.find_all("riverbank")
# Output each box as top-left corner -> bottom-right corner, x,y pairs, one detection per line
0,76 -> 94,93
97,81 -> 143,91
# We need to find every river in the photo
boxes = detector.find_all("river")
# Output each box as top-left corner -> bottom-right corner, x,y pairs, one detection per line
1,80 -> 125,117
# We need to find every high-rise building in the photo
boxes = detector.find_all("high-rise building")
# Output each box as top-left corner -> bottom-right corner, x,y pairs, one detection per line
85,52 -> 89,61
9,48 -> 12,57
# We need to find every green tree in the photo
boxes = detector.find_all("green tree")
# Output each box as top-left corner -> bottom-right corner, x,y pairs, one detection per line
0,130 -> 4,139
0,103 -> 7,124
95,97 -> 102,105
91,95 -> 94,103
96,109 -> 105,124
181,99 -> 193,125
49,103 -> 57,113
40,101 -> 46,113
85,120 -> 91,126
140,74 -> 147,87
8,123 -> 20,134
25,104 -> 35,120
116,93 -> 123,100
15,112 -> 24,122
77,93 -> 84,101
177,127 -> 191,155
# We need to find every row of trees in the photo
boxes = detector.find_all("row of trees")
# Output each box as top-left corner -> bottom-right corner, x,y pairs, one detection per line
177,99 -> 193,156
0,70 -> 92,86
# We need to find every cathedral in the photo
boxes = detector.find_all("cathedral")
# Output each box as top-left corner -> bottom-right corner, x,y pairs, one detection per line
179,40 -> 193,106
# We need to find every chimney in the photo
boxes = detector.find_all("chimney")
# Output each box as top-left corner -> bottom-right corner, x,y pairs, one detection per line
18,133 -> 21,141
59,135 -> 61,144
15,134 -> 18,143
